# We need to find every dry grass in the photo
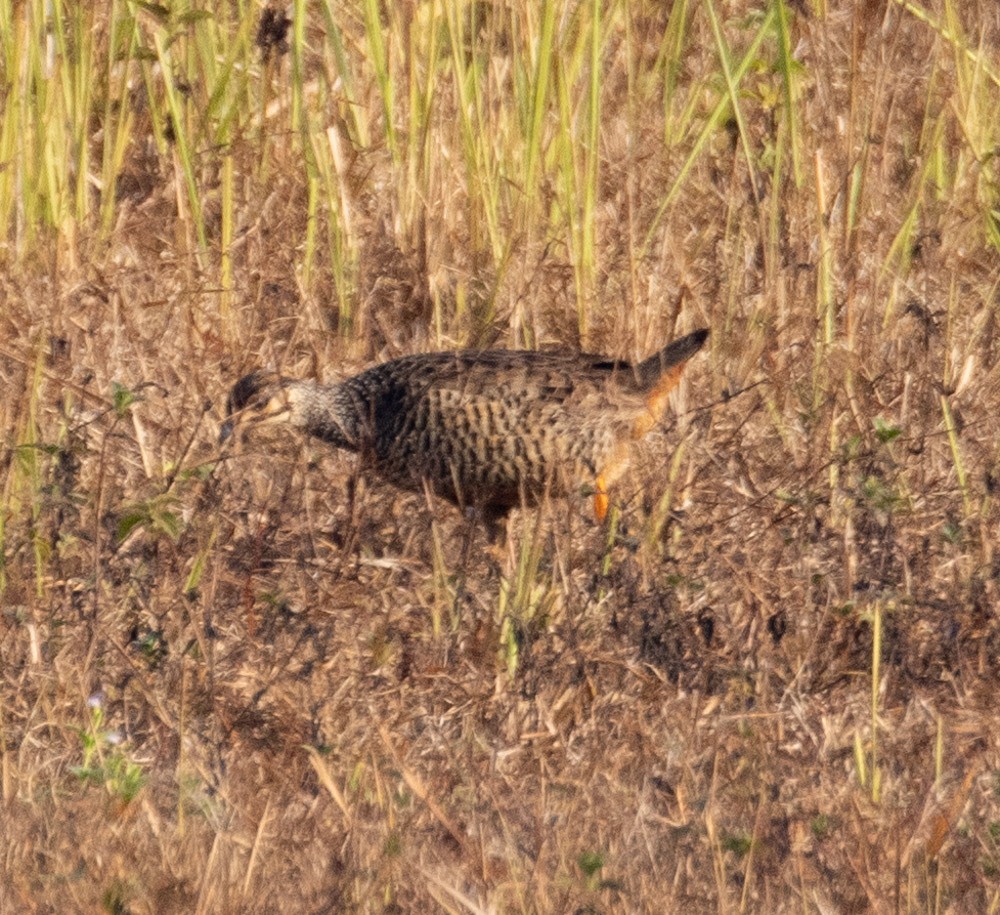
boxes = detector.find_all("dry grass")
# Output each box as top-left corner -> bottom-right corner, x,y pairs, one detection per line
3,0 -> 1000,912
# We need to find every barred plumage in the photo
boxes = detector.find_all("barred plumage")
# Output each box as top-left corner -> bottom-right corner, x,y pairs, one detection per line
223,329 -> 708,525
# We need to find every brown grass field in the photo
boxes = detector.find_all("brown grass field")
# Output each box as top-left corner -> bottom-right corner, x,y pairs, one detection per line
3,0 -> 1000,911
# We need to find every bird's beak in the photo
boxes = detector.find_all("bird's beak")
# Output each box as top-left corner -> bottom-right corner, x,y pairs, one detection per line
218,389 -> 294,446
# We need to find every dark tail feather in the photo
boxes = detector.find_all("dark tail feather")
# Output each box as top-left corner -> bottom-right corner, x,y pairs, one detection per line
635,328 -> 709,390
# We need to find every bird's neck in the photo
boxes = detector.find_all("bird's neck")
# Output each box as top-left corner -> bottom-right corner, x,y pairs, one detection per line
289,381 -> 360,451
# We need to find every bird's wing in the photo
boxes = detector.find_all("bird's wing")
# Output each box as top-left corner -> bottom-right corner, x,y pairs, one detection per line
383,349 -> 640,407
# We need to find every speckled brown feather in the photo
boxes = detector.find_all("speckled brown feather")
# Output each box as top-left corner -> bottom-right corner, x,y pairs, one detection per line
225,329 -> 708,523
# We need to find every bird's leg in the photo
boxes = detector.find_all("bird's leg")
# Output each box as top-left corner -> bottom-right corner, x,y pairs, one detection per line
463,504 -> 510,570
593,475 -> 609,523
480,504 -> 509,544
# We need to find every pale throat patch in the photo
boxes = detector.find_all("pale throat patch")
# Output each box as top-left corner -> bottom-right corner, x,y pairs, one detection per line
258,386 -> 299,423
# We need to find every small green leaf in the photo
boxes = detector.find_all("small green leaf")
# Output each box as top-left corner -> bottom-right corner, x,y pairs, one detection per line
116,510 -> 147,542
722,832 -> 753,857
873,417 -> 902,444
383,832 -> 402,857
578,851 -> 604,878
133,2 -> 170,21
177,10 -> 213,24
150,509 -> 180,541
112,382 -> 137,416
185,552 -> 207,594
942,520 -> 962,545
811,814 -> 831,838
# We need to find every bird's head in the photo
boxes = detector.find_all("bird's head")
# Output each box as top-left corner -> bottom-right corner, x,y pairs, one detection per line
220,370 -> 300,443
220,370 -> 357,450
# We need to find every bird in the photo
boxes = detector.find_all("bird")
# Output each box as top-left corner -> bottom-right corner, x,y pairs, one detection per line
222,328 -> 708,532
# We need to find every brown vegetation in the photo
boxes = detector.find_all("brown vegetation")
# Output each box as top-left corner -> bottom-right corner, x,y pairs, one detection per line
2,0 -> 1000,912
